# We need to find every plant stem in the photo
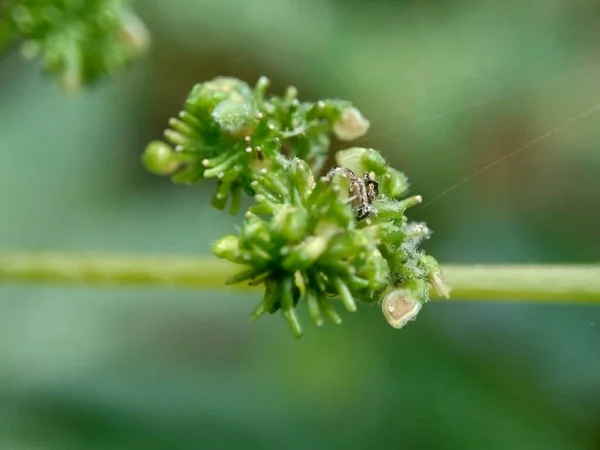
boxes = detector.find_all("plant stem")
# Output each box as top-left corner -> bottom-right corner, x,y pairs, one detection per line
0,252 -> 599,302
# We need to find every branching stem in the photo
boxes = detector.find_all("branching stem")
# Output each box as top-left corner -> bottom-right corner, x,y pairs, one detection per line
0,252 -> 598,303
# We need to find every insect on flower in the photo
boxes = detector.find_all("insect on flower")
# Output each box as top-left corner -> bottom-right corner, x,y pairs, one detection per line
325,167 -> 379,220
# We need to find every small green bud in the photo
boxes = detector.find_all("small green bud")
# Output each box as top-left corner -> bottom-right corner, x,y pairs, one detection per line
273,206 -> 308,243
334,147 -> 387,176
203,76 -> 253,102
142,141 -> 180,175
212,235 -> 241,260
242,217 -> 270,243
382,168 -> 410,198
212,99 -> 256,136
282,236 -> 329,271
289,158 -> 315,199
254,76 -> 270,101
359,250 -> 390,292
186,78 -> 252,118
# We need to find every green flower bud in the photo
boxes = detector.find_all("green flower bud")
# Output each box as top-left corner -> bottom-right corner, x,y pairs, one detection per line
242,217 -> 270,243
212,235 -> 241,260
334,147 -> 387,176
282,236 -> 329,271
185,77 -> 252,120
358,249 -> 390,292
288,158 -> 315,200
142,141 -> 180,175
212,99 -> 256,136
202,76 -> 253,103
381,168 -> 410,198
273,206 -> 309,243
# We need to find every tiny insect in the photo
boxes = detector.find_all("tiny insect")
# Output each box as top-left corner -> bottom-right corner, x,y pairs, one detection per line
325,167 -> 379,220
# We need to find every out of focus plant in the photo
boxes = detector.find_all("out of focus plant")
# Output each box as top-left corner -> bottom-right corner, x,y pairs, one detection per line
0,0 -> 149,92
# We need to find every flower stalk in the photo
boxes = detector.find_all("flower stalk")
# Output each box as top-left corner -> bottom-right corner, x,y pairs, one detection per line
1,252 -> 598,303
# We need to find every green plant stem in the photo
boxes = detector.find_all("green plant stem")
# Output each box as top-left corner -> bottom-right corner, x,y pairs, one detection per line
0,252 -> 599,302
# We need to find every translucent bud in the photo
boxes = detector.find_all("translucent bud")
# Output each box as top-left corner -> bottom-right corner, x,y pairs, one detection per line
333,107 -> 370,141
380,280 -> 428,329
419,255 -> 451,299
430,272 -> 451,299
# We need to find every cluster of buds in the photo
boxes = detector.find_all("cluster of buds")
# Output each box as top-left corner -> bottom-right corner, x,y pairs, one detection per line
213,148 -> 450,337
213,158 -> 392,337
144,75 -> 450,337
142,76 -> 370,213
0,0 -> 150,92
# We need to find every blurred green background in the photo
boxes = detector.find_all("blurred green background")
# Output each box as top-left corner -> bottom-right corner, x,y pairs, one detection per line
1,0 -> 600,448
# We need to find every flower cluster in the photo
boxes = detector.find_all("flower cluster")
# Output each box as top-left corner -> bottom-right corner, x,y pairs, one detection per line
144,75 -> 450,337
213,158 -> 391,337
142,76 -> 370,214
0,0 -> 149,91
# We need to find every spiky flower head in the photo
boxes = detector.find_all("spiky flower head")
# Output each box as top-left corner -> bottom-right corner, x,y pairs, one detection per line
213,158 -> 390,337
142,76 -> 371,214
213,147 -> 450,337
142,75 -> 450,337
